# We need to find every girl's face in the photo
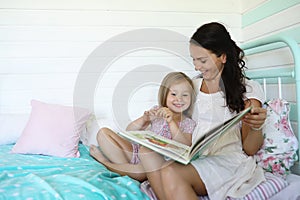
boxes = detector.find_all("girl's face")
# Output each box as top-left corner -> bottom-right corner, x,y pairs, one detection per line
189,43 -> 226,81
166,81 -> 192,114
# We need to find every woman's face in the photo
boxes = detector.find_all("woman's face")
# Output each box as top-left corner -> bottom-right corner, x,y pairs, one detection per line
189,43 -> 226,81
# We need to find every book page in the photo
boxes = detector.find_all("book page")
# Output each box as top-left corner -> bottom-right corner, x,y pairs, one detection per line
118,130 -> 190,159
189,106 -> 252,159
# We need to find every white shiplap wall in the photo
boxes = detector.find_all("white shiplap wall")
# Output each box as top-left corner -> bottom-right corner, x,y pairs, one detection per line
242,2 -> 300,102
242,4 -> 300,42
0,0 -> 242,128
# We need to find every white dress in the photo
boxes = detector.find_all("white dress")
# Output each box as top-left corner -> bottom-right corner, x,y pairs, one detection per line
191,78 -> 266,200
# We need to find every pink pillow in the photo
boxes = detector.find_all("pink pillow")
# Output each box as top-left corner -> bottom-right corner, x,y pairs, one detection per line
11,100 -> 91,157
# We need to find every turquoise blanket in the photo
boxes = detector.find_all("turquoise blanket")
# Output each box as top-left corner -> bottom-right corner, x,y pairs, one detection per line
0,144 -> 149,200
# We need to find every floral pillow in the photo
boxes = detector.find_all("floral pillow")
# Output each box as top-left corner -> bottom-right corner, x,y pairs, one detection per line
254,98 -> 298,178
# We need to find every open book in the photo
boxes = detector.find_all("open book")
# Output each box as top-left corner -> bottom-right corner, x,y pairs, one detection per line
117,106 -> 252,165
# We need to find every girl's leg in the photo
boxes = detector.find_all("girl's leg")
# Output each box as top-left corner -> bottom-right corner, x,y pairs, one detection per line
160,162 -> 207,200
138,146 -> 167,200
96,127 -> 132,163
90,127 -> 147,181
90,145 -> 147,182
89,144 -> 109,163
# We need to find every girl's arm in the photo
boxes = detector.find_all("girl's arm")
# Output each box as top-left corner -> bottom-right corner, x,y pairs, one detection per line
156,107 -> 192,146
241,99 -> 266,155
126,107 -> 158,131
126,114 -> 151,131
168,120 -> 192,146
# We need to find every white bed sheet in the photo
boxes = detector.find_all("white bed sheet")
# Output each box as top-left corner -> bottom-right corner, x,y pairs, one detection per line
270,174 -> 300,200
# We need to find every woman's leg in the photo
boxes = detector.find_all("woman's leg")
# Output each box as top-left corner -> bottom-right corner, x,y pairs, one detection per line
138,146 -> 167,200
160,162 -> 207,200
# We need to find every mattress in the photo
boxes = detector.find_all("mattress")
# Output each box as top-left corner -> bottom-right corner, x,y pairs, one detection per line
269,173 -> 300,200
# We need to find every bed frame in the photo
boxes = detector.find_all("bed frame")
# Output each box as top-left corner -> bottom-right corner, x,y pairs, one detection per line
241,34 -> 300,175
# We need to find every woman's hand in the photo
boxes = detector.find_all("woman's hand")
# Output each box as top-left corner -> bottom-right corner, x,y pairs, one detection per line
243,107 -> 267,130
241,100 -> 266,155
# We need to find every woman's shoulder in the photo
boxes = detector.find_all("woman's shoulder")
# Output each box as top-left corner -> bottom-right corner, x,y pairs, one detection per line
244,78 -> 265,103
245,78 -> 263,92
245,78 -> 259,86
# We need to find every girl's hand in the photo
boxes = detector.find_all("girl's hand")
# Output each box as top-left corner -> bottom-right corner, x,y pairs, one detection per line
243,107 -> 267,130
156,107 -> 173,123
143,107 -> 160,122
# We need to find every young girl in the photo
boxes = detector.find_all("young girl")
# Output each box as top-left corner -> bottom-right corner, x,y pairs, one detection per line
90,72 -> 197,181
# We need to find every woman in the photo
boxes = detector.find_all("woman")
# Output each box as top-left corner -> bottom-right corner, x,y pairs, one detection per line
138,22 -> 267,200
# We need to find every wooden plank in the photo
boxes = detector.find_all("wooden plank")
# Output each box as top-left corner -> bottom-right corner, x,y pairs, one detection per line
0,0 -> 241,13
242,4 -> 300,42
0,10 -> 240,27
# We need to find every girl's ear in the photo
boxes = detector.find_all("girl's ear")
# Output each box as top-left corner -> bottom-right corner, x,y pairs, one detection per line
220,53 -> 227,64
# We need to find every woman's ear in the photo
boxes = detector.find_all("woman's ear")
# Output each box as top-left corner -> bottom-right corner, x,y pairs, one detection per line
220,53 -> 227,64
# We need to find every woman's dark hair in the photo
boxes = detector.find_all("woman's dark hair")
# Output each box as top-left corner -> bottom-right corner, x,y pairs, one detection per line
190,22 -> 246,113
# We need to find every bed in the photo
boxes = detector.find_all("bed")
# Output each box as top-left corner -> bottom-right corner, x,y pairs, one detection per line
0,34 -> 300,200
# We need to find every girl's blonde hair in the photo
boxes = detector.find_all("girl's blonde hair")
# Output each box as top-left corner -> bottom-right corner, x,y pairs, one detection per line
158,72 -> 195,117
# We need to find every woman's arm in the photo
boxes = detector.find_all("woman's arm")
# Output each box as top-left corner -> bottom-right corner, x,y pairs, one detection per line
241,99 -> 267,156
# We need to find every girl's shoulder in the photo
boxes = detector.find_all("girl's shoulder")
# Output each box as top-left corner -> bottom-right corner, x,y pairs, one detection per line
151,105 -> 160,110
181,117 -> 197,128
182,116 -> 196,122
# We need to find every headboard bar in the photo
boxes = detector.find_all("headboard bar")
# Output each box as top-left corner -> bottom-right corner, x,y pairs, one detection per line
241,35 -> 299,80
245,66 -> 294,79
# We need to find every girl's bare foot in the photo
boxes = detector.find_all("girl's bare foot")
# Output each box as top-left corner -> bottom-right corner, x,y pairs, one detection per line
89,145 -> 109,163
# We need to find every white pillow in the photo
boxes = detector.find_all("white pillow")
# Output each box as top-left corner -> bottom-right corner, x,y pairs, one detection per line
80,116 -> 120,146
0,113 -> 30,145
